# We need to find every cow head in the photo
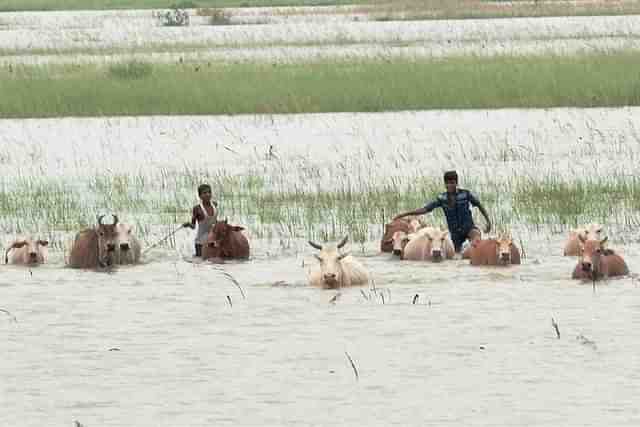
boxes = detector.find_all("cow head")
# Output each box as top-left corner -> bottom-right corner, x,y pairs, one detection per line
207,219 -> 244,253
309,236 -> 349,288
496,235 -> 514,265
5,238 -> 49,265
391,231 -> 410,256
96,214 -> 119,267
116,223 -> 134,253
578,236 -> 608,276
424,228 -> 449,262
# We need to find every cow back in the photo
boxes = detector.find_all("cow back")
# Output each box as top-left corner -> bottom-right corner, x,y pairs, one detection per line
69,229 -> 100,268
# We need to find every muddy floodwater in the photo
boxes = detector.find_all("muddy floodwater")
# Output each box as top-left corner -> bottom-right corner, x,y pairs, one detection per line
2,236 -> 640,426
2,108 -> 640,425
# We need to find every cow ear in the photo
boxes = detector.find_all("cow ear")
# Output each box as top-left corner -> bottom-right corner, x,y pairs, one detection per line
338,252 -> 350,260
231,226 -> 244,232
37,240 -> 49,247
383,238 -> 393,244
12,240 -> 27,249
600,236 -> 608,246
578,234 -> 586,244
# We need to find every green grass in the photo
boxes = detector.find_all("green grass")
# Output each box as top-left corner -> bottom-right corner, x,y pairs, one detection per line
0,0 -> 367,12
2,53 -> 640,118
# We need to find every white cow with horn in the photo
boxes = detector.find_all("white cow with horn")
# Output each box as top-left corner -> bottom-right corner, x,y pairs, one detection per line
308,236 -> 369,289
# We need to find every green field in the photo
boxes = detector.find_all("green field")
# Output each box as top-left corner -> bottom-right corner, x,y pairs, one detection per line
2,53 -> 639,119
0,0 -> 365,12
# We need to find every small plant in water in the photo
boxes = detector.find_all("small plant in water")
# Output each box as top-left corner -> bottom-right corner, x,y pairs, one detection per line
108,61 -> 153,80
154,7 -> 190,27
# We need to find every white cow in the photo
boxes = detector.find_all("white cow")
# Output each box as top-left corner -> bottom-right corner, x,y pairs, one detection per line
402,227 -> 455,262
5,237 -> 49,265
308,236 -> 369,289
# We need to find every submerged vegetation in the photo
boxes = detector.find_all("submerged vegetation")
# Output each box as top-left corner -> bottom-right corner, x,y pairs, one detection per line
2,166 -> 639,250
2,52 -> 640,118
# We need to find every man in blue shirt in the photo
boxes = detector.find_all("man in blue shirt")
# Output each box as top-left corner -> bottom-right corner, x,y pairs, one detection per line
393,170 -> 492,253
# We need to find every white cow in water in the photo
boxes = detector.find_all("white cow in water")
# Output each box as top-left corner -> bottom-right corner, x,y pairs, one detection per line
307,236 -> 369,289
5,237 -> 49,265
563,223 -> 603,256
402,227 -> 455,262
113,223 -> 142,265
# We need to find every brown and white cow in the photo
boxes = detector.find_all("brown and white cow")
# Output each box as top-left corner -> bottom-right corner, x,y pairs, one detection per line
572,236 -> 628,280
564,224 -> 603,256
5,238 -> 49,265
113,223 -> 141,265
202,219 -> 250,260
402,227 -> 455,262
308,236 -> 369,289
469,235 -> 521,266
381,216 -> 423,252
68,214 -> 120,269
390,230 -> 411,258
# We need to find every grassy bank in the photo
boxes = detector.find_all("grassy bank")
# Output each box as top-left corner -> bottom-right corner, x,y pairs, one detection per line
2,53 -> 640,118
2,169 -> 639,249
4,0 -> 640,20
0,53 -> 640,118
0,0 -> 365,12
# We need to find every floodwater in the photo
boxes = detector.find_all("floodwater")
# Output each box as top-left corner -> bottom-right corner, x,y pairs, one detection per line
1,13 -> 640,65
2,233 -> 639,426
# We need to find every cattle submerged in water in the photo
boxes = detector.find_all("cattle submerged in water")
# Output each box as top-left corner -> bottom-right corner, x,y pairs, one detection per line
381,216 -> 423,253
202,219 -> 250,260
68,215 -> 120,269
5,238 -> 49,265
113,223 -> 141,265
402,227 -> 455,262
469,236 -> 521,266
572,236 -> 629,281
564,224 -> 603,256
308,236 -> 369,289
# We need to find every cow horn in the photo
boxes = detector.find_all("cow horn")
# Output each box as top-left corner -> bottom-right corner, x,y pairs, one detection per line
97,214 -> 105,226
308,241 -> 323,250
112,214 -> 119,225
337,235 -> 348,249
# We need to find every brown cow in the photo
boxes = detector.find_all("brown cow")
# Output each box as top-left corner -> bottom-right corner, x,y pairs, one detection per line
381,216 -> 423,252
572,236 -> 629,280
68,214 -> 120,269
308,236 -> 369,289
469,235 -> 521,266
202,219 -> 250,260
5,238 -> 49,265
402,227 -> 455,262
564,223 -> 603,256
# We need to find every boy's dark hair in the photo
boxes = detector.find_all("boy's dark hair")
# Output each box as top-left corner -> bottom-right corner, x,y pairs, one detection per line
198,184 -> 212,195
443,170 -> 458,182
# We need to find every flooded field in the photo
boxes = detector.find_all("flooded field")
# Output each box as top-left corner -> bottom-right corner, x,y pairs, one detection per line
2,108 -> 640,426
2,13 -> 640,64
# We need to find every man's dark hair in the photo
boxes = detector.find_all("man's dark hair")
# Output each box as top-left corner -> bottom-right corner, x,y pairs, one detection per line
198,184 -> 212,195
443,170 -> 458,182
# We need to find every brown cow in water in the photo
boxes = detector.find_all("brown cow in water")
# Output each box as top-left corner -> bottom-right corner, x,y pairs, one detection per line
5,237 -> 49,265
402,227 -> 455,262
68,214 -> 120,269
381,216 -> 423,253
564,223 -> 603,256
469,235 -> 521,266
572,236 -> 629,280
202,219 -> 250,260
308,236 -> 369,289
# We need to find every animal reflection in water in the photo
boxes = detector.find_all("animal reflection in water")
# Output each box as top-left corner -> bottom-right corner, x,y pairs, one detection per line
307,236 -> 369,289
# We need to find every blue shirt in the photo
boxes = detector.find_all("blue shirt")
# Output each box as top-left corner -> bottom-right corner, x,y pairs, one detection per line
424,189 -> 480,235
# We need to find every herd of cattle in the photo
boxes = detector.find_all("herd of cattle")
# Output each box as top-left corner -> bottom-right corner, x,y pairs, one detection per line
3,215 -> 630,289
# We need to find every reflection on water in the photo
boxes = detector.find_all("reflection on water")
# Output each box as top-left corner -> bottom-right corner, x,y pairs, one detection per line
1,236 -> 638,426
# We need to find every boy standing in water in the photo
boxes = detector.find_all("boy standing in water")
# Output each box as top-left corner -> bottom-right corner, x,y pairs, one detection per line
393,170 -> 492,253
183,184 -> 218,257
